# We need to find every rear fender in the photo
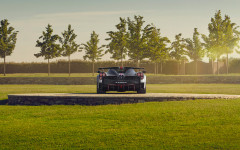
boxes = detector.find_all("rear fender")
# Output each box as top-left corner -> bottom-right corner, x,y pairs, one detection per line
141,75 -> 146,89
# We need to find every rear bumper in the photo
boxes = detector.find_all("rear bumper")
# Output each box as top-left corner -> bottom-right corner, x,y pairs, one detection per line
99,83 -> 145,92
98,76 -> 145,92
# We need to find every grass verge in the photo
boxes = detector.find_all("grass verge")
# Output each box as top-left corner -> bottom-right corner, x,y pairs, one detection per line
1,84 -> 240,149
1,100 -> 240,149
1,84 -> 240,101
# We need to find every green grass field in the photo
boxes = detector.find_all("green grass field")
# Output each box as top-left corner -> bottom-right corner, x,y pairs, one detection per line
1,84 -> 240,101
1,84 -> 240,149
1,100 -> 240,149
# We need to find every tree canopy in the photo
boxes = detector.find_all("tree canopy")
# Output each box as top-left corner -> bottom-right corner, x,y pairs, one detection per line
60,24 -> 80,57
106,17 -> 128,66
35,24 -> 61,60
127,15 -> 153,67
170,33 -> 186,61
0,19 -> 18,58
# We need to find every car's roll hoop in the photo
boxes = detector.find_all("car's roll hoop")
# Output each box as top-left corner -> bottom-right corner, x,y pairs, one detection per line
98,67 -> 144,70
97,67 -> 146,73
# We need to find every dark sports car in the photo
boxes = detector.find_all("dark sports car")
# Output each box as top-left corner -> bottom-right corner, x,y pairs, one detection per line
97,67 -> 146,94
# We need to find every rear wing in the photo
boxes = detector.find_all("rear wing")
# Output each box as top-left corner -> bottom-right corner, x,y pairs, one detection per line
97,67 -> 146,73
98,67 -> 145,70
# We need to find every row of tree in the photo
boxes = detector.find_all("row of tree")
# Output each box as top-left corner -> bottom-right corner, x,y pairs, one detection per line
35,24 -> 105,76
1,10 -> 240,76
33,10 -> 240,76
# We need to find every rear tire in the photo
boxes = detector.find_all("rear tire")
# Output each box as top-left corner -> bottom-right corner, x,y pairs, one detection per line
97,85 -> 106,94
137,88 -> 146,94
97,89 -> 106,94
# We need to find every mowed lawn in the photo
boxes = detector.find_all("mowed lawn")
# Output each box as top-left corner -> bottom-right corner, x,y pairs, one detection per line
1,84 -> 240,149
1,84 -> 240,100
1,100 -> 240,149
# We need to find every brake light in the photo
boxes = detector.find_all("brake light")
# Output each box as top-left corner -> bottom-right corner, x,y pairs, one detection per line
137,72 -> 144,80
99,72 -> 106,80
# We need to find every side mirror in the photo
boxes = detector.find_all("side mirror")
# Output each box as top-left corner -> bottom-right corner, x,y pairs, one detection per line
142,71 -> 146,73
97,71 -> 101,73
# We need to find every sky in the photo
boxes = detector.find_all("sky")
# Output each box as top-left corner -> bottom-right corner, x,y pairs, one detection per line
1,0 -> 240,63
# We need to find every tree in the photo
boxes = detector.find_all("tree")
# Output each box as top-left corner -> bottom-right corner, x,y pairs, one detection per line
202,10 -> 240,75
202,34 -> 217,74
147,25 -> 170,74
0,19 -> 18,76
81,31 -> 104,76
185,28 -> 204,75
106,17 -> 128,66
223,15 -> 240,74
209,10 -> 225,75
127,15 -> 152,67
60,24 -> 80,76
202,10 -> 226,75
170,33 -> 186,75
35,24 -> 61,76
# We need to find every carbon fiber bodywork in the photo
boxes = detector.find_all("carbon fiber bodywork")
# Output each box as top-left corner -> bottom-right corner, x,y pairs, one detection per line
97,67 -> 146,94
101,76 -> 141,91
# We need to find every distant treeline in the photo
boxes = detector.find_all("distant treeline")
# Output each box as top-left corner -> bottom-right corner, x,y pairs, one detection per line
1,59 -> 239,75
1,10 -> 240,76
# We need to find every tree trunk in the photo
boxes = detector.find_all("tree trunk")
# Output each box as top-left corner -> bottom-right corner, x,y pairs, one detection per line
226,53 -> 229,74
211,59 -> 214,74
154,62 -> 157,74
68,55 -> 71,77
136,55 -> 139,67
121,52 -> 123,67
217,58 -> 219,75
48,58 -> 50,76
177,62 -> 180,75
3,52 -> 6,76
160,62 -> 163,74
157,62 -> 158,74
117,60 -> 119,66
92,61 -> 94,76
183,60 -> 185,75
195,60 -> 198,75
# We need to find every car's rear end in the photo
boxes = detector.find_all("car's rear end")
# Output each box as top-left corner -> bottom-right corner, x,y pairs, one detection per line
97,67 -> 146,94
102,75 -> 141,92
